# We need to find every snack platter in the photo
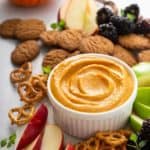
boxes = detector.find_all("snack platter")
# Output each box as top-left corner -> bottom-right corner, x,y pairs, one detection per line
0,0 -> 150,150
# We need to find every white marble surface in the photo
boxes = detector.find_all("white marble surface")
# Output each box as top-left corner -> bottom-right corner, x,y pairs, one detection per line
0,0 -> 149,147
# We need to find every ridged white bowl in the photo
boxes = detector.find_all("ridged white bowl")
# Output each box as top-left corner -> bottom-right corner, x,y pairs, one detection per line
47,54 -> 138,138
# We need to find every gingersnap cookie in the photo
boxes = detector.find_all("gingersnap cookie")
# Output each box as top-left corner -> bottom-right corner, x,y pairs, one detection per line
119,34 -> 150,50
79,35 -> 114,54
40,31 -> 59,46
11,40 -> 40,65
42,49 -> 70,69
15,19 -> 46,41
138,49 -> 150,62
113,45 -> 137,66
57,29 -> 83,51
0,19 -> 21,38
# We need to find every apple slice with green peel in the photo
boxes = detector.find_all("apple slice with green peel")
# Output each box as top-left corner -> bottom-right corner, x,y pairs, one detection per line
16,104 -> 48,150
59,0 -> 98,35
133,87 -> 150,119
134,102 -> 150,119
132,62 -> 150,86
129,114 -> 143,132
40,124 -> 64,150
134,87 -> 150,105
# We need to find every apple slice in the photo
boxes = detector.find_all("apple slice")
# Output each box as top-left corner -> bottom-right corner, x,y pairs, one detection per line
59,0 -> 72,20
59,0 -> 98,35
65,144 -> 75,150
134,102 -> 150,119
41,124 -> 63,150
24,133 -> 43,150
129,114 -> 143,132
16,104 -> 48,150
82,0 -> 98,35
133,87 -> 150,119
132,62 -> 150,86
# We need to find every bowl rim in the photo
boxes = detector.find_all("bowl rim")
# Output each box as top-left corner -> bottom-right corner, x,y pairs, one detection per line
47,53 -> 138,117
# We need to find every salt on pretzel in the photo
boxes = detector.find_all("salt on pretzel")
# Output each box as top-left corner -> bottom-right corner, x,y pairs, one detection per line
8,104 -> 35,125
18,74 -> 47,104
10,62 -> 32,83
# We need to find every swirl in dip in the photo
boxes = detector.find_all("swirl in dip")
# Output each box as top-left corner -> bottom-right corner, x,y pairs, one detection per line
50,55 -> 134,113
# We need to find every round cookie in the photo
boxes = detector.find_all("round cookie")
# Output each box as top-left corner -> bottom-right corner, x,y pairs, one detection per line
40,31 -> 59,46
57,29 -> 83,51
42,49 -> 70,69
11,40 -> 40,65
0,19 -> 21,38
79,35 -> 114,54
15,19 -> 46,41
113,45 -> 137,66
138,49 -> 150,62
119,34 -> 150,50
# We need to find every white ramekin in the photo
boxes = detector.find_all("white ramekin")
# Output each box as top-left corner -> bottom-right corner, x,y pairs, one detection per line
47,54 -> 138,138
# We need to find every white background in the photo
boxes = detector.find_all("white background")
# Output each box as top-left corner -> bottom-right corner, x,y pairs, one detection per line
0,0 -> 149,147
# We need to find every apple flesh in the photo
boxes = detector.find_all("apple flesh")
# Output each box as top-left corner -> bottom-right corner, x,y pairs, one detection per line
129,114 -> 143,132
132,62 -> 150,86
65,144 -> 75,150
16,104 -> 48,150
133,87 -> 150,119
59,0 -> 98,35
134,102 -> 150,119
40,124 -> 63,150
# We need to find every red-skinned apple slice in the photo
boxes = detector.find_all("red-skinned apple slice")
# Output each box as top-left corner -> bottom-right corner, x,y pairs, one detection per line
24,133 -> 43,150
59,0 -> 98,35
16,104 -> 48,150
40,124 -> 63,150
32,132 -> 43,150
65,144 -> 75,150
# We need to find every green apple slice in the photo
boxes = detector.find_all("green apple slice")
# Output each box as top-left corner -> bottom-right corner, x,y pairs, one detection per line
129,114 -> 143,132
134,102 -> 150,119
134,87 -> 150,104
132,62 -> 150,87
133,87 -> 150,119
132,62 -> 150,77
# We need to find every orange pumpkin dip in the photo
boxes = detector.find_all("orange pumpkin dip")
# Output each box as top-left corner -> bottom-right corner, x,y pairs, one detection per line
50,55 -> 134,113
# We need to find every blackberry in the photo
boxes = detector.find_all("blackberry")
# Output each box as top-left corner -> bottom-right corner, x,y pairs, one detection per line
96,7 -> 114,25
140,119 -> 150,140
99,23 -> 118,42
135,19 -> 150,34
123,4 -> 140,22
110,16 -> 135,35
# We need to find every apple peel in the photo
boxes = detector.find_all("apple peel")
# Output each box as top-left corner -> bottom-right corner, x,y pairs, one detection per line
16,104 -> 48,150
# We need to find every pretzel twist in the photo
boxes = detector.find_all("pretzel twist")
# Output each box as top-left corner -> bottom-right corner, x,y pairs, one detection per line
75,130 -> 131,150
18,74 -> 47,104
10,62 -> 32,83
8,104 -> 35,125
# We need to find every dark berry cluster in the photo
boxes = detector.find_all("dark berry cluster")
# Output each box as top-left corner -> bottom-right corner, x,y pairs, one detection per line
96,4 -> 150,43
127,119 -> 150,150
123,4 -> 139,22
